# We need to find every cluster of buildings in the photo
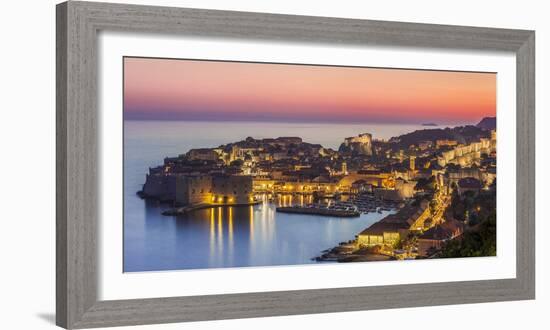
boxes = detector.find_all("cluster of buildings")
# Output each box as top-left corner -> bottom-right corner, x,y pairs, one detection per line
140,135 -> 369,206
355,193 -> 466,258
357,201 -> 432,247
140,132 -> 413,206
417,218 -> 464,257
436,133 -> 495,167
350,126 -> 496,257
140,123 -> 496,258
140,136 -> 331,206
141,169 -> 255,206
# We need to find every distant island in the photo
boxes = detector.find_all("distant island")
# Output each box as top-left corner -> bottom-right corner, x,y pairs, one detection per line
421,123 -> 438,127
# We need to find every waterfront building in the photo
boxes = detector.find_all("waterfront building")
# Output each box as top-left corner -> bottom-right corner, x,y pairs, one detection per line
350,180 -> 373,194
143,171 -> 254,206
175,175 -> 213,205
211,175 -> 254,204
356,220 -> 408,246
356,201 -> 430,247
141,171 -> 173,201
337,170 -> 392,190
252,177 -> 275,192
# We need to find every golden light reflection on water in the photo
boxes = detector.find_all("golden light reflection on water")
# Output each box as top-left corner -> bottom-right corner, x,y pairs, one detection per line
275,193 -> 314,207
228,207 -> 234,238
162,195 -> 387,270
277,194 -> 297,207
228,206 -> 234,259
209,208 -> 215,263
207,204 -> 259,265
205,195 -> 318,266
217,207 -> 223,256
249,205 -> 254,244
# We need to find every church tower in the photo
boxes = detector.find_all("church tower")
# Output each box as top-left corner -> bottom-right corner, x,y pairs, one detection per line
409,156 -> 416,171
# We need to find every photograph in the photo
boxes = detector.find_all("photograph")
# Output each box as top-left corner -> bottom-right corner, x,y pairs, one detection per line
123,57 -> 497,272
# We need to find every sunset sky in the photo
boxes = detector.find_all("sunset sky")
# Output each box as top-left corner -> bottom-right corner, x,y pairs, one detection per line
123,57 -> 496,125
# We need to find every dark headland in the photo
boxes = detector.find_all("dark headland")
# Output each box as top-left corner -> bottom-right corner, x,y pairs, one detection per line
476,117 -> 496,131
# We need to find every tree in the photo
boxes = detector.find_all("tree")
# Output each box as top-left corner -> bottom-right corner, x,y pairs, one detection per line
393,239 -> 403,250
439,216 -> 496,258
415,176 -> 437,192
438,183 -> 496,258
229,159 -> 244,167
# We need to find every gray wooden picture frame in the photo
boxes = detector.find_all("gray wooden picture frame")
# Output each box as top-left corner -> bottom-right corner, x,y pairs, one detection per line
56,1 -> 535,328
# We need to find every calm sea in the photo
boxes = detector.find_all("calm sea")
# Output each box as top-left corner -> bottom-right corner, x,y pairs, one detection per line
123,120 -> 430,272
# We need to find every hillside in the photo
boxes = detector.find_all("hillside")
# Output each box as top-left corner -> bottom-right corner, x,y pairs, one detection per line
476,117 -> 496,130
389,125 -> 491,150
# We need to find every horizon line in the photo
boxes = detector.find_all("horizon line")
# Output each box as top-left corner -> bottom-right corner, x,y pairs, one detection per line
122,117 -> 488,127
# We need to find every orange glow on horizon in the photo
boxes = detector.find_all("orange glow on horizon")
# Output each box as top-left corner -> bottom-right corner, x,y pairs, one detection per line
124,57 -> 496,125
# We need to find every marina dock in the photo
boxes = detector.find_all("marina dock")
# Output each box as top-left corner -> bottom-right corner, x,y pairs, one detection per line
276,206 -> 361,217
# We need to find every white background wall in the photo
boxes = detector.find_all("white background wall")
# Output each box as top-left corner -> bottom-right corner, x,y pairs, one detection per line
0,0 -> 547,329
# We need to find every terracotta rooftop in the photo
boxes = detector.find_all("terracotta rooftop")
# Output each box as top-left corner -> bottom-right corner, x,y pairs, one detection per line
419,219 -> 464,241
458,177 -> 482,189
359,203 -> 427,236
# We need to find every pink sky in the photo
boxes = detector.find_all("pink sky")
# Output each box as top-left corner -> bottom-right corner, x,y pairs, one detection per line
124,57 -> 496,125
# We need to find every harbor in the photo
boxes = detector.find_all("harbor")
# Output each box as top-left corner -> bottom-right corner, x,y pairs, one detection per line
125,118 -> 496,271
274,191 -> 401,218
123,197 -> 390,271
276,205 -> 360,217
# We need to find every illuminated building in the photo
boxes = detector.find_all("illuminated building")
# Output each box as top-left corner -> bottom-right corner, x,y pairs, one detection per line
211,175 -> 254,204
175,175 -> 213,205
356,202 -> 431,247
339,133 -> 373,156
341,161 -> 348,175
186,148 -> 220,161
436,139 -> 458,148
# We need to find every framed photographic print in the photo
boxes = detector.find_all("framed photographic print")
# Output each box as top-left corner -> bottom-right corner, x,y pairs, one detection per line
56,1 -> 535,328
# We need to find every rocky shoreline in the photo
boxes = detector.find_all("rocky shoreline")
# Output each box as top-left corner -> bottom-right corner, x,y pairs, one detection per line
313,241 -> 393,263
